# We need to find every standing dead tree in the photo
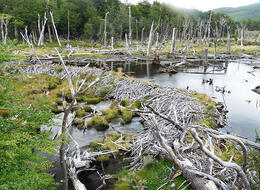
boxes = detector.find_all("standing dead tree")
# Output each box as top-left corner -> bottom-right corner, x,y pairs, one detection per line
147,21 -> 154,56
55,49 -> 107,190
240,23 -> 247,51
0,14 -> 11,44
170,28 -> 176,55
104,12 -> 109,48
38,12 -> 47,46
20,27 -> 42,64
50,11 -> 61,47
213,22 -> 220,59
141,27 -> 145,43
128,5 -> 132,45
227,26 -> 231,54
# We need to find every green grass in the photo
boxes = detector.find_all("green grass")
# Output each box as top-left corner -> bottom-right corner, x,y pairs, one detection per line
112,159 -> 193,190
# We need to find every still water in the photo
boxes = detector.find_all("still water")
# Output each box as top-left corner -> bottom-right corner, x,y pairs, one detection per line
111,60 -> 260,140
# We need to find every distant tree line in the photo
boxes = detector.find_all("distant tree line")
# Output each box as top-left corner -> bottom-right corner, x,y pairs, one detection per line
0,0 -> 258,42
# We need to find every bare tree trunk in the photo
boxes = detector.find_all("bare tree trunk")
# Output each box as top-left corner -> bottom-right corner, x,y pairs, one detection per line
119,24 -> 123,41
67,10 -> 70,41
125,33 -> 129,48
135,19 -> 138,41
37,14 -> 41,40
170,28 -> 176,55
0,20 -> 2,41
227,26 -> 231,54
104,12 -> 109,47
20,26 -> 42,64
213,24 -> 218,60
50,11 -> 61,47
3,20 -> 9,44
32,30 -> 36,44
147,22 -> 154,56
47,23 -> 52,43
128,5 -> 132,45
111,36 -> 114,50
141,27 -> 145,42
14,22 -> 18,39
155,32 -> 159,50
204,48 -> 208,73
38,12 -> 47,46
241,27 -> 244,51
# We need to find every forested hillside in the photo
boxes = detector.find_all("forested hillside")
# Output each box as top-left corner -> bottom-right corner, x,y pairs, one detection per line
214,3 -> 260,21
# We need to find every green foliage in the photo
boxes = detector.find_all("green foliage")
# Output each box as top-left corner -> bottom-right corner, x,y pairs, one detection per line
205,105 -> 214,110
0,78 -> 58,190
203,120 -> 216,128
112,159 -> 193,190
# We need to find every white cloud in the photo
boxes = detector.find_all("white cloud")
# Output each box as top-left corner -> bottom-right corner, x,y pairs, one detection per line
125,0 -> 259,11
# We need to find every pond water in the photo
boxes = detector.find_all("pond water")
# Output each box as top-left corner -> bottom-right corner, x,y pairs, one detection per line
110,59 -> 260,140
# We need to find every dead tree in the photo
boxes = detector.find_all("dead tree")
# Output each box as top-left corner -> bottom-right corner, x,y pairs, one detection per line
20,27 -> 42,64
219,16 -> 226,42
155,32 -> 159,51
38,12 -> 47,46
213,22 -> 219,59
128,5 -> 132,45
0,20 -> 3,41
170,28 -> 176,55
67,10 -> 70,41
125,33 -> 129,49
47,23 -> 52,43
147,21 -> 154,56
104,12 -> 109,48
2,20 -> 9,44
111,36 -> 114,50
55,49 -> 105,190
141,27 -> 145,42
135,19 -> 138,40
240,23 -> 246,51
227,26 -> 231,54
181,17 -> 190,46
50,11 -> 61,47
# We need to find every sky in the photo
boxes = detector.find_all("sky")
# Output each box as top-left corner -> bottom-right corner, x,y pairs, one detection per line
125,0 -> 260,11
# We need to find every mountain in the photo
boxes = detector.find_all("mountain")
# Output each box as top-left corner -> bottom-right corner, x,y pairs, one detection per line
214,3 -> 260,21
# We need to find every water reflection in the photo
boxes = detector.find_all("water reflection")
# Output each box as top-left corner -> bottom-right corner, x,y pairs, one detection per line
111,60 -> 260,140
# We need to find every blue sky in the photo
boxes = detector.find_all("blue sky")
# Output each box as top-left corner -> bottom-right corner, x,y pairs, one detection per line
125,0 -> 259,11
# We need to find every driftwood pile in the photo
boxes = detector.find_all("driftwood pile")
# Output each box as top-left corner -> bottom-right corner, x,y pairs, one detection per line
102,73 -> 260,190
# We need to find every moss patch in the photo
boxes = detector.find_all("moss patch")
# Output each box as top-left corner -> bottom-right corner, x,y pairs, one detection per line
120,108 -> 133,125
191,92 -> 216,106
74,118 -> 85,128
102,108 -> 120,122
76,109 -> 86,118
86,97 -> 101,104
89,132 -> 132,154
87,115 -> 109,131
